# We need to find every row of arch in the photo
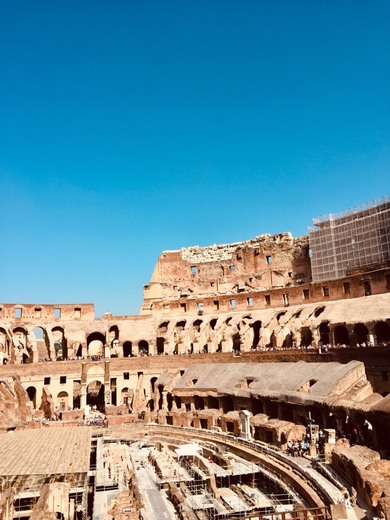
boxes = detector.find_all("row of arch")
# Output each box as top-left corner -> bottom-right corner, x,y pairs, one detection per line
25,381 -> 134,414
3,316 -> 390,364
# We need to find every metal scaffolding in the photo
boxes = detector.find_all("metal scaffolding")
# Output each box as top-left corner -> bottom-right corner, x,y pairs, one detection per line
309,196 -> 390,283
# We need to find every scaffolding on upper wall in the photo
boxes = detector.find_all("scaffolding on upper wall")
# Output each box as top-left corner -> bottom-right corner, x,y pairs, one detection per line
309,197 -> 390,283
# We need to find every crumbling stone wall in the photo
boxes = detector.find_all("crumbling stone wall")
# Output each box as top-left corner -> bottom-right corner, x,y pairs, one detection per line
0,378 -> 31,428
142,233 -> 311,312
332,442 -> 390,517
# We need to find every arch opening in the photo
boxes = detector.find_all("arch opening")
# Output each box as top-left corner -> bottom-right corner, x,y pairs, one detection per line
86,380 -> 105,411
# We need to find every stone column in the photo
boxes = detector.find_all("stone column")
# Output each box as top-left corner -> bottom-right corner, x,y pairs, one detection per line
80,362 -> 87,411
104,360 -> 111,407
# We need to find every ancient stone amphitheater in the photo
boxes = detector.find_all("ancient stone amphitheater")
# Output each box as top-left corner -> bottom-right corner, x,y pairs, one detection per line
0,197 -> 389,520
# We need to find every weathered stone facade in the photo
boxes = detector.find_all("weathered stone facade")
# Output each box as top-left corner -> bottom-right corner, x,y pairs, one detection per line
0,198 -> 389,519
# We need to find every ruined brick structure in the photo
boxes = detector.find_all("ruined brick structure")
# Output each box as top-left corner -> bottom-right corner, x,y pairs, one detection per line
0,197 -> 389,519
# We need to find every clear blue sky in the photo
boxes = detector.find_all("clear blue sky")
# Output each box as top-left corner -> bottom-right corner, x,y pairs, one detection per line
1,1 -> 389,317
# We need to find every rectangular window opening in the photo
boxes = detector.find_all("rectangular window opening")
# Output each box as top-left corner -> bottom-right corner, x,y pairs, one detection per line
44,377 -> 51,385
60,376 -> 66,384
264,295 -> 271,306
303,289 -> 310,300
54,308 -> 61,318
266,255 -> 272,265
191,266 -> 198,275
124,372 -> 130,380
247,297 -> 253,306
14,308 -> 22,319
180,303 -> 187,312
343,282 -> 350,295
214,300 -> 219,310
323,287 -> 330,297
363,280 -> 372,296
74,307 -> 81,318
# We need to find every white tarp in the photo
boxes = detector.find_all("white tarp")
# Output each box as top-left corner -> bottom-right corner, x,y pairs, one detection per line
175,443 -> 202,457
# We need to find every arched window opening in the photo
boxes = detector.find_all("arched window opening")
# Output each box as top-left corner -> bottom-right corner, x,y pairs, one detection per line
276,311 -> 287,323
121,387 -> 129,406
193,319 -> 202,332
87,332 -> 105,358
0,328 -> 10,358
334,325 -> 350,346
52,326 -> 67,360
109,325 -> 119,340
73,381 -> 81,409
251,321 -> 262,349
176,321 -> 186,331
57,391 -> 69,412
158,322 -> 169,334
158,385 -> 164,410
232,333 -> 241,352
194,395 -> 204,410
300,327 -> 313,347
156,337 -> 165,355
150,377 -> 158,394
314,307 -> 325,318
353,323 -> 369,346
32,326 -> 51,360
210,319 -> 217,330
86,381 -> 105,411
123,341 -> 132,357
375,321 -> 390,344
14,328 -> 29,362
167,393 -> 173,411
319,322 -> 330,345
267,331 -> 277,349
138,340 -> 149,356
26,386 -> 37,408
282,332 -> 293,349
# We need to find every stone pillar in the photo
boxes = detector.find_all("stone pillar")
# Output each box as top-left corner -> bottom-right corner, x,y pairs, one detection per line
239,409 -> 252,440
80,362 -> 87,411
162,391 -> 168,410
80,384 -> 87,411
275,331 -> 285,348
104,360 -> 111,407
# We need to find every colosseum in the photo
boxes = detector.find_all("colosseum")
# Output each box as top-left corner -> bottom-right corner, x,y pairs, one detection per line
0,197 -> 389,520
